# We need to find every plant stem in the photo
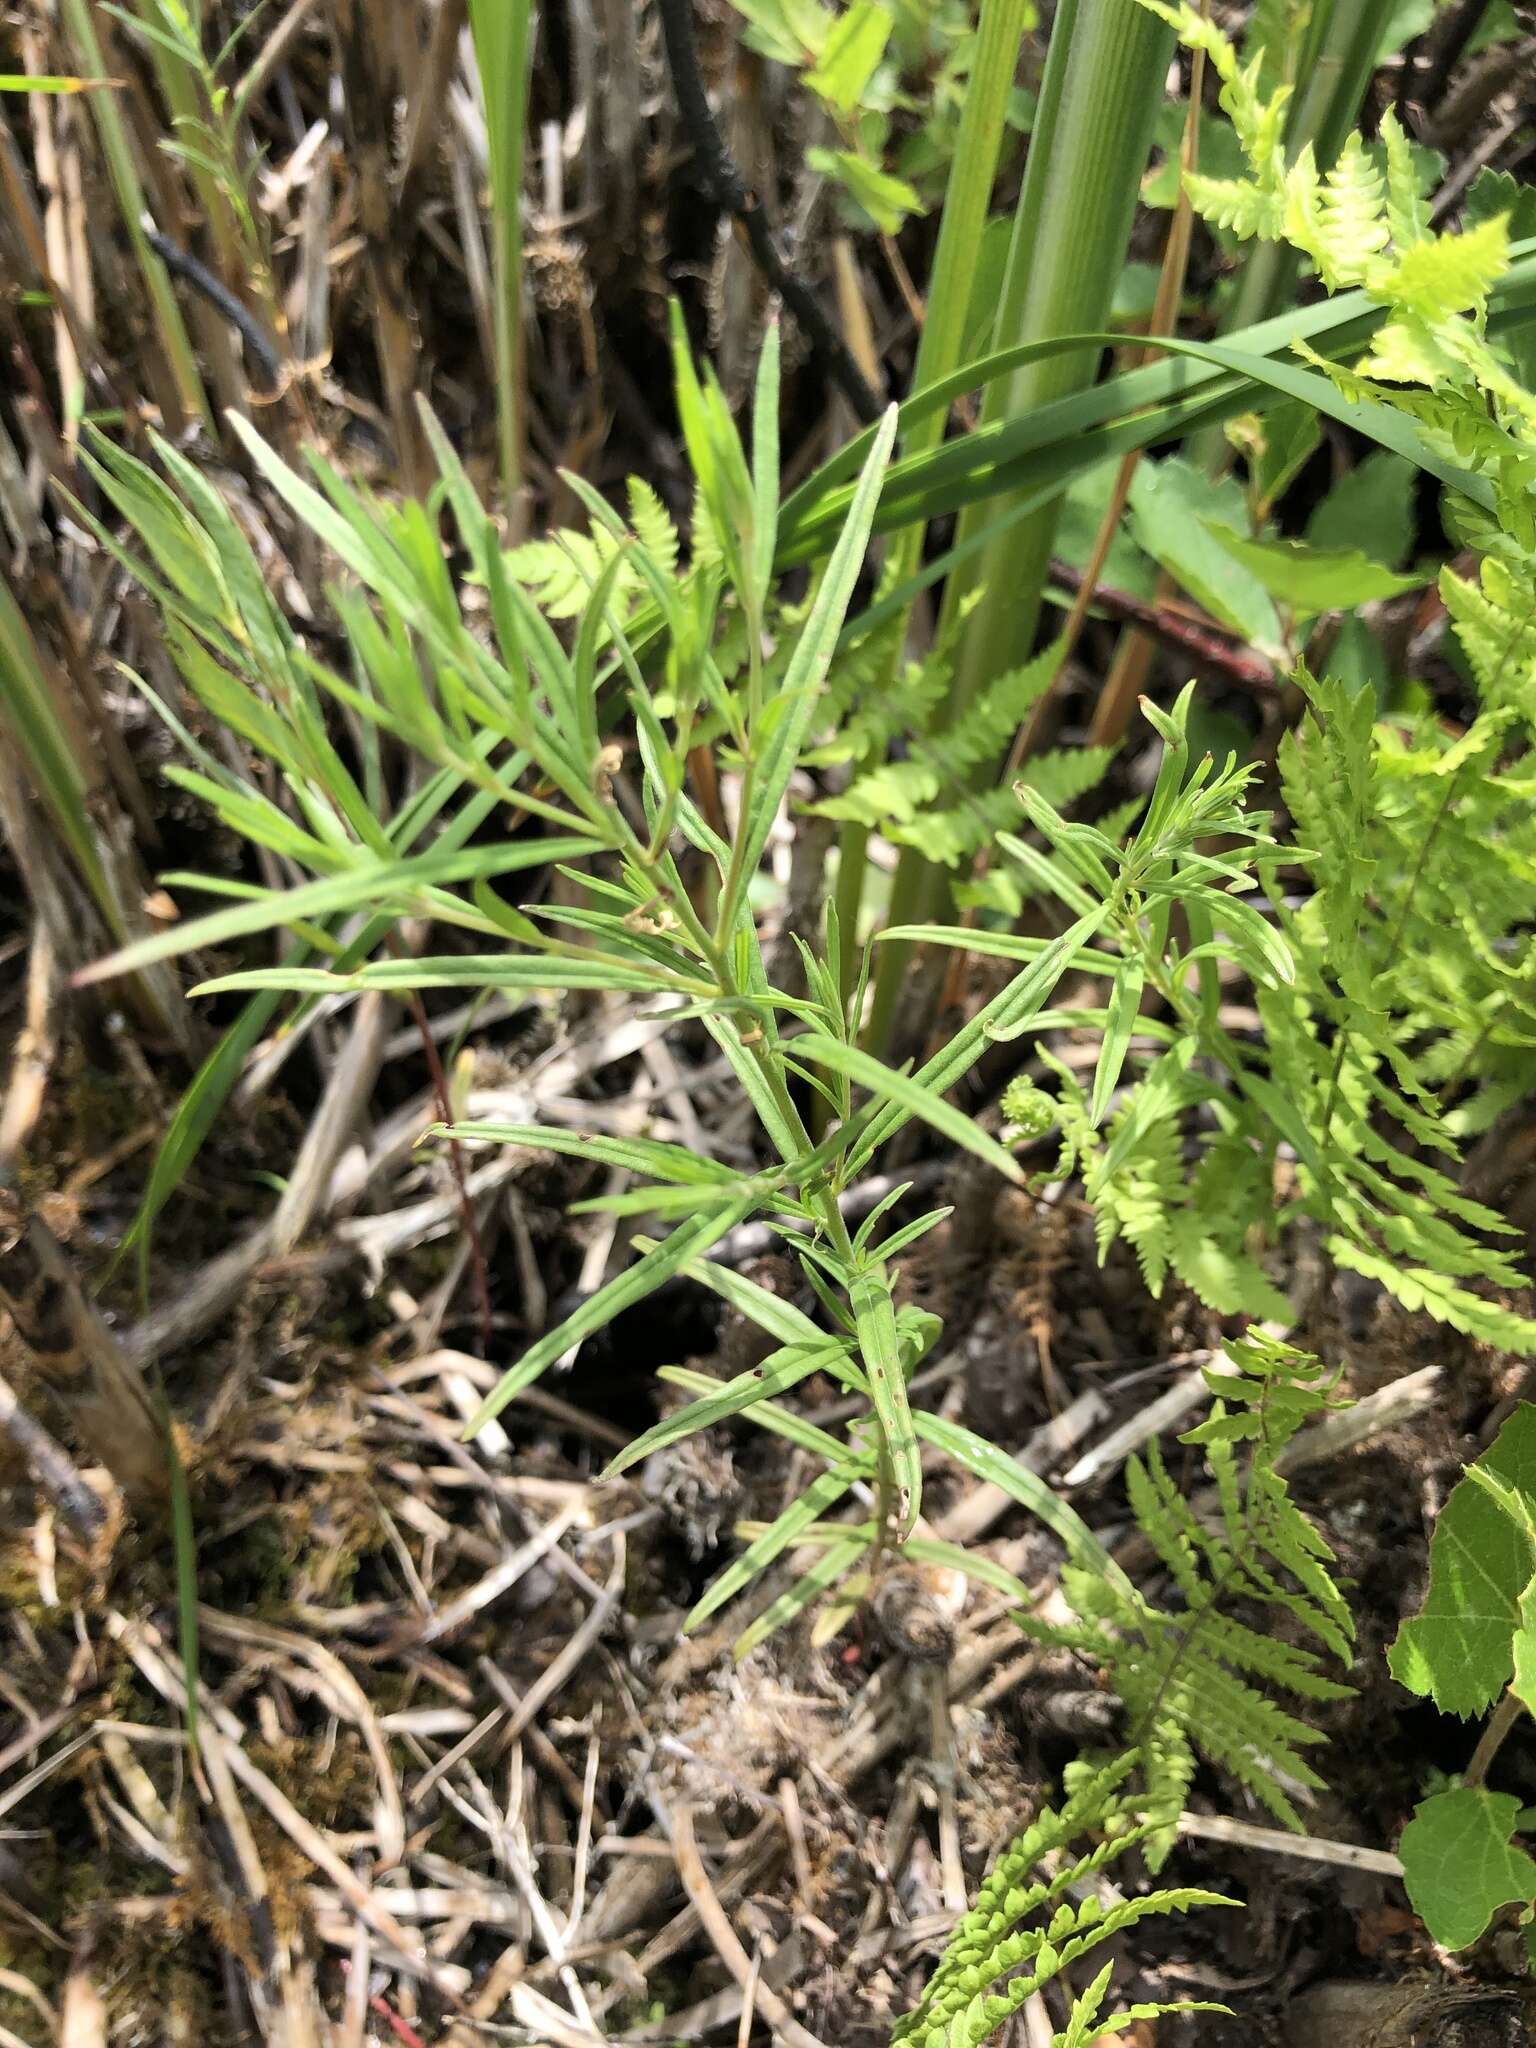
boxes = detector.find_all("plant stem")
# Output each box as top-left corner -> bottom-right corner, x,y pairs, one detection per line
865,0 -> 1173,1050
657,0 -> 881,422
834,0 -> 1033,988
468,0 -> 533,528
59,0 -> 211,433
1466,1687 -> 1527,1788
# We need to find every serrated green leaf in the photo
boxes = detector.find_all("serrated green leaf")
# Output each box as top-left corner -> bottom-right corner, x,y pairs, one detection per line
804,0 -> 890,115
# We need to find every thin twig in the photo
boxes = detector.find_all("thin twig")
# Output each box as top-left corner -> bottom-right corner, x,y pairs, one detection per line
656,0 -> 882,423
1177,1810 -> 1403,1876
1466,1686 -> 1527,1788
145,228 -> 284,393
0,1369 -> 108,1538
661,1800 -> 832,2048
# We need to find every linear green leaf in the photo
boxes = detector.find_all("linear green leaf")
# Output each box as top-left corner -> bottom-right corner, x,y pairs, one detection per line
463,1193 -> 761,1436
660,1367 -> 857,1466
190,954 -> 706,999
720,402 -> 898,937
435,1123 -> 740,1189
605,1337 -> 849,1478
733,1532 -> 872,1658
793,1032 -> 1024,1184
686,1465 -> 864,1633
849,1265 -> 921,1541
76,838 -> 604,984
913,1411 -> 1134,1602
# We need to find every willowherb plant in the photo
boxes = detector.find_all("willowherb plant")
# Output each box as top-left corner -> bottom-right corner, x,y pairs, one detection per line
75,318 -> 1153,1648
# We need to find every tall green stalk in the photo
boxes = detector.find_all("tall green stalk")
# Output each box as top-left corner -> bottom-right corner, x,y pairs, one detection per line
467,0 -> 533,528
866,0 -> 1174,1050
942,0 -> 1175,702
833,0 -> 1033,982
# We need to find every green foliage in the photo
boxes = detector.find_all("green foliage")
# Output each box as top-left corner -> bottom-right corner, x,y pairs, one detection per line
811,630 -> 1113,870
1386,1408 -> 1536,1952
1015,1329 -> 1355,1864
1390,1405 -> 1536,1719
728,0 -> 1022,232
891,1753 -> 1235,2048
81,319 -> 1153,1651
958,671 -> 1536,1349
1398,1787 -> 1536,1953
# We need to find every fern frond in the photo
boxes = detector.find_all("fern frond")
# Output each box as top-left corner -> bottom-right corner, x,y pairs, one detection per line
1024,1329 -> 1354,1865
894,1751 -> 1236,2048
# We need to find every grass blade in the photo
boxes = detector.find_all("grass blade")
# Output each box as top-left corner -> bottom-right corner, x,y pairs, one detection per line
467,0 -> 533,513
